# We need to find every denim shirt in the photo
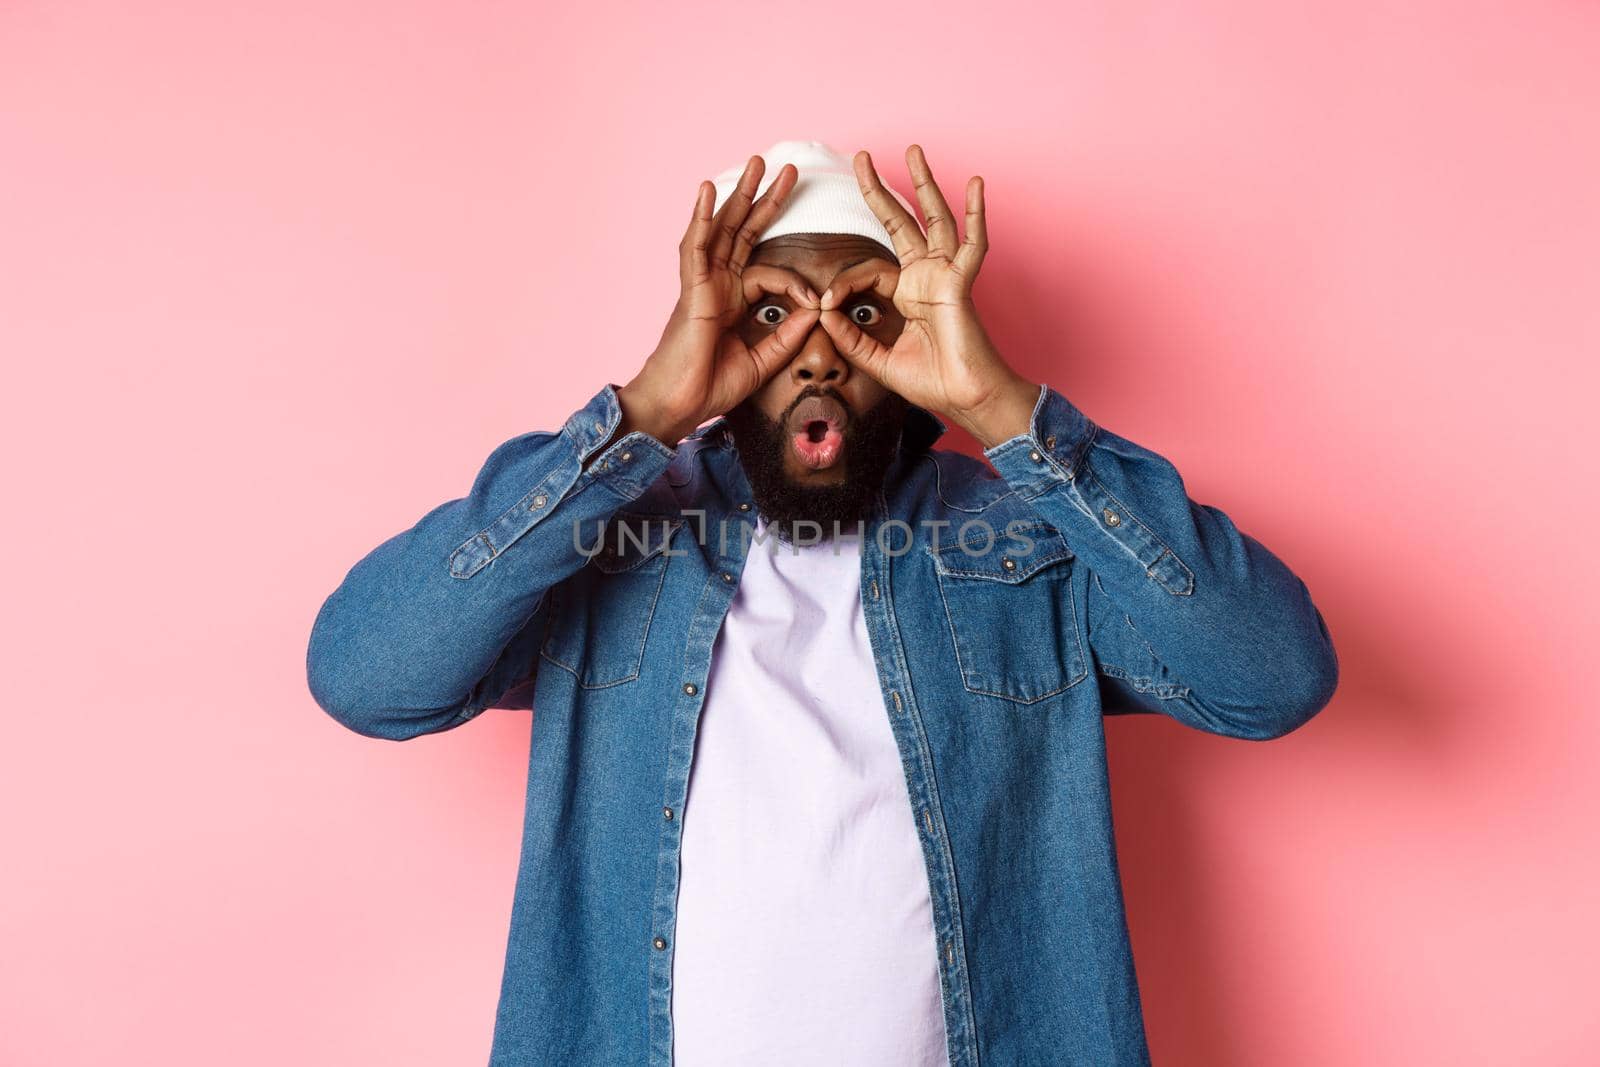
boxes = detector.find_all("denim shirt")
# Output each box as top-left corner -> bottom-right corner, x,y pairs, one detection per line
306,382 -> 1339,1067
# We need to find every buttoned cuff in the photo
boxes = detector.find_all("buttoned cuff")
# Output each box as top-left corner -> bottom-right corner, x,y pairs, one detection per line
981,383 -> 1098,499
568,383 -> 678,499
446,384 -> 675,580
982,384 -> 1195,596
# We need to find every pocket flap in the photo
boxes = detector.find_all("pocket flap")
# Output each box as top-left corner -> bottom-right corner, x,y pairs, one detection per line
930,523 -> 1073,583
587,514 -> 682,573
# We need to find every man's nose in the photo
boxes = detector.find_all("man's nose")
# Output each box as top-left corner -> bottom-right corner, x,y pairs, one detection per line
787,323 -> 851,386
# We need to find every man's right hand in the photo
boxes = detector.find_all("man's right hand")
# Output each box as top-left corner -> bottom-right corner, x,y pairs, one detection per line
615,155 -> 821,446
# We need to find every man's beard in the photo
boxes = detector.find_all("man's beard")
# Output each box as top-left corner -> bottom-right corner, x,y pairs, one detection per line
723,386 -> 908,542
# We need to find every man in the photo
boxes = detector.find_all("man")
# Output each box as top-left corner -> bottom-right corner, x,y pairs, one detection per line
307,140 -> 1339,1066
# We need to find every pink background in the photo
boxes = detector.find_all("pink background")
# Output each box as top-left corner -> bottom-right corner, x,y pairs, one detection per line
4,2 -> 1598,1064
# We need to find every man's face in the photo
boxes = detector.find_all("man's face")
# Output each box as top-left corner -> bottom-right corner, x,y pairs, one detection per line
722,233 -> 910,536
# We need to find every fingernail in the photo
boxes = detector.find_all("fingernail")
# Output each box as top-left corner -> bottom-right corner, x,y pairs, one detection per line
820,288 -> 833,309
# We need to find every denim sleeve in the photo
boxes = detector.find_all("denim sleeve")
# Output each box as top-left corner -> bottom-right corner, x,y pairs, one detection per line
305,383 -> 676,741
984,384 -> 1339,740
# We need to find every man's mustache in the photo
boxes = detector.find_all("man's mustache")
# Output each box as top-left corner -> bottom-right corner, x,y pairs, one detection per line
782,386 -> 853,425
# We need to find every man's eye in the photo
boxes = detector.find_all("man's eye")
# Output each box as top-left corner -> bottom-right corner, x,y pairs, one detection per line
753,303 -> 789,326
849,301 -> 884,326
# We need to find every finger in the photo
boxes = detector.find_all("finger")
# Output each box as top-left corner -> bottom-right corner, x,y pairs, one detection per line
817,263 -> 897,312
679,181 -> 716,287
786,280 -> 820,309
853,149 -> 927,263
905,144 -> 958,257
709,156 -> 764,270
740,271 -> 819,310
819,308 -> 893,384
746,306 -> 820,382
953,174 -> 988,280
730,163 -> 798,273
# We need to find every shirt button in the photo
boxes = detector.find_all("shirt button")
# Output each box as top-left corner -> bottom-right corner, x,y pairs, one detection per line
663,807 -> 674,820
1044,435 -> 1056,449
1001,557 -> 1016,571
683,682 -> 698,696
620,450 -> 633,462
653,937 -> 667,951
1028,449 -> 1042,463
720,572 -> 734,583
1102,507 -> 1122,527
737,502 -> 752,512
531,494 -> 548,509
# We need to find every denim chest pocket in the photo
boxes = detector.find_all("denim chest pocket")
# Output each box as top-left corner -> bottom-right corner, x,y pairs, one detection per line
541,514 -> 682,689
929,525 -> 1088,704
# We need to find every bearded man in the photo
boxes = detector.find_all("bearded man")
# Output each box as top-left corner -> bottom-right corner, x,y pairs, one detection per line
307,140 -> 1339,1067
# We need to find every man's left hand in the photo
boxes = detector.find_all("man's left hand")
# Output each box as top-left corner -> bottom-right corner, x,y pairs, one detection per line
815,144 -> 1039,449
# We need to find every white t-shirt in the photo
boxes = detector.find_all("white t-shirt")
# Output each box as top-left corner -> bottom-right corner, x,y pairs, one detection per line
670,520 -> 950,1066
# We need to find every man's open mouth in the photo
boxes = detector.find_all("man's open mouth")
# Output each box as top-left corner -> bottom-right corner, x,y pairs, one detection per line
787,394 -> 849,470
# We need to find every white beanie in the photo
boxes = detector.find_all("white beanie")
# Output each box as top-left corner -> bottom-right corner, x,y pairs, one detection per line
710,140 -> 923,261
